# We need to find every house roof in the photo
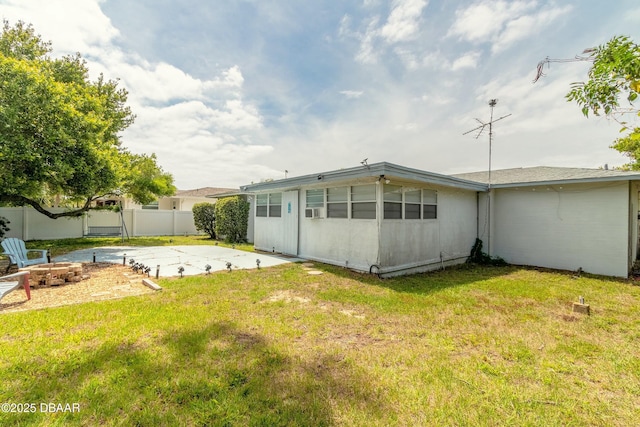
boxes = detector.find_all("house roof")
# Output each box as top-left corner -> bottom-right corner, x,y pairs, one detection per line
242,162 -> 487,192
453,166 -> 640,188
174,187 -> 236,198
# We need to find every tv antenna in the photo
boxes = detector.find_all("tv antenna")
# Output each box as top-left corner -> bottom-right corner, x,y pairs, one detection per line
463,99 -> 511,256
463,99 -> 511,188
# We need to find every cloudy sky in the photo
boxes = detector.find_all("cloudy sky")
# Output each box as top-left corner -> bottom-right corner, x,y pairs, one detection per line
1,0 -> 639,189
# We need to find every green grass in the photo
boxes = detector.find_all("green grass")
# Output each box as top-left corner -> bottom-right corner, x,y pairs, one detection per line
1,261 -> 639,425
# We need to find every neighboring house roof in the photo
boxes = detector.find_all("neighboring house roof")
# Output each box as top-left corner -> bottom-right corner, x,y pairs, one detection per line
242,162 -> 487,192
174,187 -> 236,198
207,190 -> 248,198
453,166 -> 640,188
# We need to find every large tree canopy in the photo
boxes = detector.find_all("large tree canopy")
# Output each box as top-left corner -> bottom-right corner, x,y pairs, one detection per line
565,36 -> 640,169
0,20 -> 175,218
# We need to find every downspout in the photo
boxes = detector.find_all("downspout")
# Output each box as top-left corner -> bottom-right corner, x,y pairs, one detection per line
376,181 -> 383,269
297,190 -> 301,257
476,191 -> 480,239
628,181 -> 636,275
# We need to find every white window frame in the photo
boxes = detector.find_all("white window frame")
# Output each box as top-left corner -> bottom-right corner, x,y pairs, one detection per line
256,193 -> 282,218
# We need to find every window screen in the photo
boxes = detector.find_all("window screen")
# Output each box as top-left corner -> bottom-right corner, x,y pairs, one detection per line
256,194 -> 268,217
327,187 -> 348,218
306,189 -> 324,208
423,190 -> 437,219
269,193 -> 282,217
405,190 -> 421,219
384,184 -> 402,219
351,185 -> 376,219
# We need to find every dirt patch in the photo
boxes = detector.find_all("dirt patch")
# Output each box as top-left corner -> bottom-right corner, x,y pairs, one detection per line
339,309 -> 366,319
262,290 -> 311,304
0,262 -> 156,314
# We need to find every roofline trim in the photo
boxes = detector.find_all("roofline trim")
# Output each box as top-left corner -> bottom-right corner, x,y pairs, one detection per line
490,175 -> 640,188
241,162 -> 487,192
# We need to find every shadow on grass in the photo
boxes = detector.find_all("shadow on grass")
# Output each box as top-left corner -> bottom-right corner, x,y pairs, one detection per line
311,262 -> 519,296
2,321 -> 388,426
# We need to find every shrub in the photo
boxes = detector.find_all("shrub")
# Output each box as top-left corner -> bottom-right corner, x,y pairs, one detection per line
192,203 -> 217,239
0,216 -> 9,239
214,196 -> 249,243
468,238 -> 507,266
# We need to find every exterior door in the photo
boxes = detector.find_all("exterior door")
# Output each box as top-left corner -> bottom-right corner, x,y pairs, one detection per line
282,190 -> 299,255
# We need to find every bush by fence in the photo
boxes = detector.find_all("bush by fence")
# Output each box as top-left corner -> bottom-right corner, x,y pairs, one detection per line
215,196 -> 250,243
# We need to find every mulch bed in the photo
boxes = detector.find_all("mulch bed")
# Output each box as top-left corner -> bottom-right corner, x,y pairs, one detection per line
0,262 -> 156,314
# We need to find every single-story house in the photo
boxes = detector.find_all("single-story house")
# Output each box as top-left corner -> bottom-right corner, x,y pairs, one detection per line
242,162 -> 640,278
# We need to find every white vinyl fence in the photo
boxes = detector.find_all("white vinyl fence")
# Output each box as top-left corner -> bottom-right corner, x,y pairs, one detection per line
0,207 -> 200,241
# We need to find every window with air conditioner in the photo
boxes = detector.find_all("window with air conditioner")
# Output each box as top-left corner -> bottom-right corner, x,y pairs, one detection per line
305,189 -> 324,218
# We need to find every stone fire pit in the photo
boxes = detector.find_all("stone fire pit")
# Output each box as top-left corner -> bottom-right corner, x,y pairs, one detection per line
20,262 -> 85,287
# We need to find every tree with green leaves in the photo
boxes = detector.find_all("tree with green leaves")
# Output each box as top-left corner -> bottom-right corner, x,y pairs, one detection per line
562,36 -> 640,169
0,20 -> 175,219
192,202 -> 217,239
0,216 -> 8,238
214,196 -> 249,243
567,36 -> 640,170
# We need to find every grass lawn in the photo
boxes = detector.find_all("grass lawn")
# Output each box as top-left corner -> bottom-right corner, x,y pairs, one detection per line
1,261 -> 639,425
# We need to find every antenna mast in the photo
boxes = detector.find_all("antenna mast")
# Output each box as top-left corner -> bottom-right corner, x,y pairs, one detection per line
463,99 -> 511,188
463,99 -> 511,256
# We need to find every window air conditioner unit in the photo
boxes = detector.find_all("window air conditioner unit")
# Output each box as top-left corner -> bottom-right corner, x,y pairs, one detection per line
305,207 -> 324,219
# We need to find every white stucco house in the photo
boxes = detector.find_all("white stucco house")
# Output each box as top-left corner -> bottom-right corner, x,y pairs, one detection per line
242,162 -> 640,278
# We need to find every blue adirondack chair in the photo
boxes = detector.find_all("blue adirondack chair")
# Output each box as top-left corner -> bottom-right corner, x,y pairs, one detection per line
1,238 -> 48,270
0,270 -> 31,302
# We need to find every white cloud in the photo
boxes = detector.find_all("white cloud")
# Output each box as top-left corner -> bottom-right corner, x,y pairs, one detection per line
339,90 -> 364,99
355,16 -> 381,64
451,51 -> 481,71
380,0 -> 428,43
420,94 -> 453,106
351,0 -> 427,64
493,5 -> 573,53
0,0 -> 118,55
393,47 -> 420,69
338,14 -> 352,37
624,7 -> 640,23
447,1 -> 572,53
448,0 -> 535,42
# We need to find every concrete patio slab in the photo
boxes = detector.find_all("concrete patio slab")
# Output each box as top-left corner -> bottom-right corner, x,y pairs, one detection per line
53,246 -> 303,277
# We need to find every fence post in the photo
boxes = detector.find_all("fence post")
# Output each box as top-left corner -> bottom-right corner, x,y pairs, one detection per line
82,212 -> 88,237
22,206 -> 28,241
131,209 -> 136,237
173,209 -> 177,236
